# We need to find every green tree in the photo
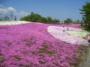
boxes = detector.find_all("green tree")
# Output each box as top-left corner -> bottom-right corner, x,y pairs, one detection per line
21,12 -> 42,22
41,17 -> 48,22
74,19 -> 81,24
21,12 -> 60,24
47,17 -> 53,22
30,12 -> 42,22
0,19 -> 2,21
80,2 -> 90,31
64,18 -> 73,24
53,19 -> 60,24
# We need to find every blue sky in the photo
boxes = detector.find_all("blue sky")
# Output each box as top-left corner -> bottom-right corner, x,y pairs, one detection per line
1,0 -> 90,20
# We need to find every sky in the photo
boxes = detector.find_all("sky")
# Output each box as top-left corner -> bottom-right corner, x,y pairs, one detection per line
0,0 -> 90,20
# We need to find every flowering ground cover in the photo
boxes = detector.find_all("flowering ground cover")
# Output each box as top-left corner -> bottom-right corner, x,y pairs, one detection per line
0,21 -> 30,25
0,22 -> 89,67
48,26 -> 89,45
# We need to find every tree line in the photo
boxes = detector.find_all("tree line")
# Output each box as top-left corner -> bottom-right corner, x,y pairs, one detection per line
20,12 -> 82,24
21,12 -> 60,24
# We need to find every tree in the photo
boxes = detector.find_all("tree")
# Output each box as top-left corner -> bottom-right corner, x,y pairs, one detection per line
52,19 -> 60,24
21,12 -> 60,24
80,2 -> 90,31
21,12 -> 42,22
0,19 -> 2,21
74,19 -> 81,24
41,17 -> 48,22
47,17 -> 53,22
64,18 -> 73,24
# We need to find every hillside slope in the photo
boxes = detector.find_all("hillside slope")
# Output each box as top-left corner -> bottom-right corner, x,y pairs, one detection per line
0,22 -> 89,67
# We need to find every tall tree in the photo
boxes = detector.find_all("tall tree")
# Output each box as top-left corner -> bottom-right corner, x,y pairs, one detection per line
80,2 -> 90,31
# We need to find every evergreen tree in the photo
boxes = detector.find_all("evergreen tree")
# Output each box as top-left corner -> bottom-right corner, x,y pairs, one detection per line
80,2 -> 90,31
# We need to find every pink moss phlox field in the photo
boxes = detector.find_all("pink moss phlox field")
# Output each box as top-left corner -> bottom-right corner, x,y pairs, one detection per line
0,22 -> 82,67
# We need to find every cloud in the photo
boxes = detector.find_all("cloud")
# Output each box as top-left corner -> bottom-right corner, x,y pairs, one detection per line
0,6 -> 30,20
0,6 -> 16,20
0,6 -> 16,14
7,7 -> 16,12
0,6 -> 16,18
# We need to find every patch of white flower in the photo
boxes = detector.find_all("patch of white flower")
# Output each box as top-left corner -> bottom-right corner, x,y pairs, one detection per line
47,26 -> 89,46
0,21 -> 31,25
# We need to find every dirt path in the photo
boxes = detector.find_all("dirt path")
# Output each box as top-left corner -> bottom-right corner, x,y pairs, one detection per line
79,47 -> 90,67
83,47 -> 90,67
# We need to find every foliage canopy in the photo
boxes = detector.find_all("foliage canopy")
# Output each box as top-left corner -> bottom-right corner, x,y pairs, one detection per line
81,2 -> 90,31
